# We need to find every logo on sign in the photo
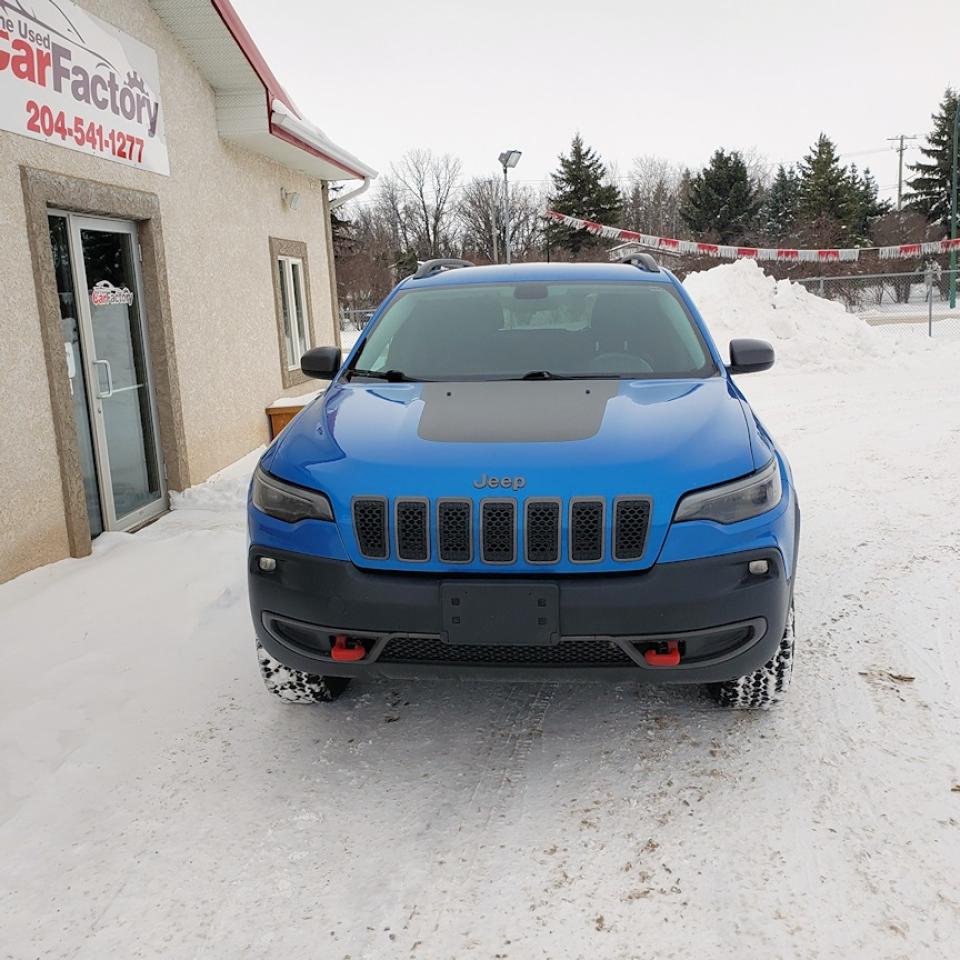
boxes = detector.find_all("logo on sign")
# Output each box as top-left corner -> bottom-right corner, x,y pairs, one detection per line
91,280 -> 133,307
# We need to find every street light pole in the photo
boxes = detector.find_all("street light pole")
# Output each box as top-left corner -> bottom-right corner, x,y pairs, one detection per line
502,162 -> 511,264
498,150 -> 521,265
950,97 -> 959,310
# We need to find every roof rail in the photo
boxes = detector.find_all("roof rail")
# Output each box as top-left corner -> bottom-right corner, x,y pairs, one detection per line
411,258 -> 475,280
611,250 -> 661,273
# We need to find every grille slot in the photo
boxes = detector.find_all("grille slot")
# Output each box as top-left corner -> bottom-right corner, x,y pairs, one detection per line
437,500 -> 472,563
524,499 -> 561,563
569,499 -> 604,562
352,497 -> 388,559
380,637 -> 631,665
481,500 -> 516,563
614,497 -> 652,560
395,498 -> 429,561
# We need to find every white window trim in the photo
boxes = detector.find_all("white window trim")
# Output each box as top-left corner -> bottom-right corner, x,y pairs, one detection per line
277,254 -> 311,371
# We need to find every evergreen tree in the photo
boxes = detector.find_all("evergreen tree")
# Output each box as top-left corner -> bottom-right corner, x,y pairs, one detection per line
760,164 -> 801,242
547,134 -> 623,254
797,134 -> 854,227
679,149 -> 760,243
846,165 -> 890,242
905,87 -> 959,229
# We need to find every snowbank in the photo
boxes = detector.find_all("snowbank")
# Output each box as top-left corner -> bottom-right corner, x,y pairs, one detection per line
683,259 -> 907,370
169,445 -> 263,513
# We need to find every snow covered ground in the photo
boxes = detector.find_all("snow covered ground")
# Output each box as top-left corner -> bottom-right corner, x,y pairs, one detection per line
2,263 -> 960,959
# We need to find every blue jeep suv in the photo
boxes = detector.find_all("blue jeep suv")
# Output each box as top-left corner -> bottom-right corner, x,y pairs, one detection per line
249,256 -> 799,709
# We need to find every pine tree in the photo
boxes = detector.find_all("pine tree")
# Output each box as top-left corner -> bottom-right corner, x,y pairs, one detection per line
797,134 -> 854,228
760,164 -> 801,243
547,134 -> 623,254
679,149 -> 760,243
905,87 -> 959,229
846,165 -> 890,242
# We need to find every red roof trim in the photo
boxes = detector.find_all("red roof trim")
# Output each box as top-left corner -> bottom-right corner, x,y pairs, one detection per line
207,0 -> 366,180
269,123 -> 368,181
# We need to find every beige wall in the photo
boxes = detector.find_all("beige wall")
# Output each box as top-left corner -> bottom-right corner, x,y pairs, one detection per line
0,0 -> 341,582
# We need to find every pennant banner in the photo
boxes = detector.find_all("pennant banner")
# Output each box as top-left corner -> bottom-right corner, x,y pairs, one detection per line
543,210 -> 960,263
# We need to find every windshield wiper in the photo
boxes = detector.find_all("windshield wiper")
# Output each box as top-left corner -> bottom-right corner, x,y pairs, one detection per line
347,368 -> 422,382
515,370 -> 573,381
510,370 -> 619,381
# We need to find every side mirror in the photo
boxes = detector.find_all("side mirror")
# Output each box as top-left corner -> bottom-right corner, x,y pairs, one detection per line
727,338 -> 775,375
301,345 -> 342,380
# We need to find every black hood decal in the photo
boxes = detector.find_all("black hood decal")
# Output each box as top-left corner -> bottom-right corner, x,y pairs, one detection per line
417,380 -> 619,443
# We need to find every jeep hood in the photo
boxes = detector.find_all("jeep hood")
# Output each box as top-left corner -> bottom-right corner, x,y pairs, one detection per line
266,377 -> 757,571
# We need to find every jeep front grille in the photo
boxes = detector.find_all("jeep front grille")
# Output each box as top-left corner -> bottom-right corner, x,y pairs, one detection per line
437,500 -> 472,562
395,498 -> 429,561
524,499 -> 560,563
481,500 -> 516,563
613,497 -> 652,560
352,497 -> 388,559
570,499 -> 604,562
351,495 -> 651,565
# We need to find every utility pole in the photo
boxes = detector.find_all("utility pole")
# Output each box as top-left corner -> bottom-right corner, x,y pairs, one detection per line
887,133 -> 918,211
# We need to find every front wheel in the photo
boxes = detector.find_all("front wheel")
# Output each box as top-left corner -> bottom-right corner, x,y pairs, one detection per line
707,605 -> 795,709
256,641 -> 351,703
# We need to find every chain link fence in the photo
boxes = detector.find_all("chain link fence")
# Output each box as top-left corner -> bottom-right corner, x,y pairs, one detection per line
797,267 -> 960,336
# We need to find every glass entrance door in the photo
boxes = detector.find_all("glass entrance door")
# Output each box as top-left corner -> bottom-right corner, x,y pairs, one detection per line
48,213 -> 167,535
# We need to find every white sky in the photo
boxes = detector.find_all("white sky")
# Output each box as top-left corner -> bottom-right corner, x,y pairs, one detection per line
232,0 -> 959,207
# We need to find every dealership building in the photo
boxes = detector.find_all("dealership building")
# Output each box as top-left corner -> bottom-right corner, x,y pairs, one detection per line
0,0 -> 375,582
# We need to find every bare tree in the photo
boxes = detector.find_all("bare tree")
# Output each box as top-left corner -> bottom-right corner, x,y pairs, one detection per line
458,178 -> 545,263
389,149 -> 463,258
624,155 -> 687,237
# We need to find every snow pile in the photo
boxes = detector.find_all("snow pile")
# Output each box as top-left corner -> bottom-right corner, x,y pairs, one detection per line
683,258 -> 906,370
169,446 -> 263,513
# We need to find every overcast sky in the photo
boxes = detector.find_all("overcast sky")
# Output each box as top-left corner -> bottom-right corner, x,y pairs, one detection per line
232,0 -> 958,207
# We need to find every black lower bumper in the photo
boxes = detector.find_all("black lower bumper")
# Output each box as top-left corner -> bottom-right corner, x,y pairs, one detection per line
249,546 -> 794,684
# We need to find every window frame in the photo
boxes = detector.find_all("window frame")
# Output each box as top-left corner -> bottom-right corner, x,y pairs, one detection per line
269,237 -> 316,388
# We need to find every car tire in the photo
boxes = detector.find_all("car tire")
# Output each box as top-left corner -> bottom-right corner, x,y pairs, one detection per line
707,604 -> 795,709
256,641 -> 351,703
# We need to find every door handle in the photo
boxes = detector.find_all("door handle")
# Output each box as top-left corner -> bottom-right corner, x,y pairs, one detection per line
93,359 -> 114,399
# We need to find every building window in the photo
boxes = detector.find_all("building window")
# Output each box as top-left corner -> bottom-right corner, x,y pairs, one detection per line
269,238 -> 316,387
277,256 -> 310,369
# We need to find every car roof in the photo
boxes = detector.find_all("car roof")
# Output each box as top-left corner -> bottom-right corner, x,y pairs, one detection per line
401,261 -> 674,289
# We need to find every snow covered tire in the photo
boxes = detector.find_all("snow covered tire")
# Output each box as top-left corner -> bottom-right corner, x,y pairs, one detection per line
256,641 -> 351,703
707,605 -> 795,710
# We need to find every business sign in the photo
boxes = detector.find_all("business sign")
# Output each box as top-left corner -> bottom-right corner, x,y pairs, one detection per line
0,0 -> 169,174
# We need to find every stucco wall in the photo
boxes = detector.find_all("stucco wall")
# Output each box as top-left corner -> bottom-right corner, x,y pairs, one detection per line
0,0 -> 340,582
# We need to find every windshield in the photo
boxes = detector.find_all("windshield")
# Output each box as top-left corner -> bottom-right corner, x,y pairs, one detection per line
349,281 -> 717,381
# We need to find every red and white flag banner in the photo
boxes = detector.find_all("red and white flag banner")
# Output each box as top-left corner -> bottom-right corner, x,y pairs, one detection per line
543,210 -> 960,263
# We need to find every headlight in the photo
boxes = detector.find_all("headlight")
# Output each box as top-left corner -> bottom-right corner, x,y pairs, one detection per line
251,466 -> 333,523
675,458 -> 782,525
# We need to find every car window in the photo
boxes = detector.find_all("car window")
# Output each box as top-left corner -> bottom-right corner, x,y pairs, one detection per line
351,281 -> 716,381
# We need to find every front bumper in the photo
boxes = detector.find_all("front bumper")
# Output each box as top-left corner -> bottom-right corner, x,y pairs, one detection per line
249,546 -> 794,683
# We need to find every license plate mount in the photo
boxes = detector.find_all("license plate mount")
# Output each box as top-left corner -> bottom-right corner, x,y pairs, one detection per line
440,582 -> 560,646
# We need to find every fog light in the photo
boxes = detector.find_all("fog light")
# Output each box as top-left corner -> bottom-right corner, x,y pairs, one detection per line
748,559 -> 769,576
258,556 -> 277,572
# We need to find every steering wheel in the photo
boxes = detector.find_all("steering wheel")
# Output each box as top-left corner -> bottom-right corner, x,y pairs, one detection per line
588,352 -> 655,374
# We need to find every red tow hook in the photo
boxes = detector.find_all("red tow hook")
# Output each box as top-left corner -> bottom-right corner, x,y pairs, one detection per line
330,635 -> 366,662
644,640 -> 681,667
